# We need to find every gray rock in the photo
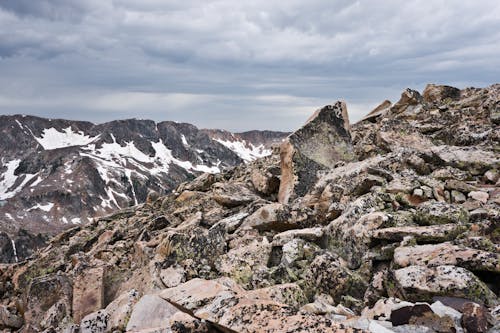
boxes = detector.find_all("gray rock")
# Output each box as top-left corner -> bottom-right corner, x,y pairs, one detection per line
126,294 -> 179,332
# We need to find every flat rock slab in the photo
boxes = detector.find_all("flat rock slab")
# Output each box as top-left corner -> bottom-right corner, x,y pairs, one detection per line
394,243 -> 500,272
372,224 -> 466,242
126,294 -> 179,332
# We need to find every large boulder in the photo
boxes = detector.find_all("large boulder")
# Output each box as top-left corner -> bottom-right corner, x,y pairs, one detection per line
422,84 -> 461,104
126,294 -> 180,332
392,265 -> 498,307
278,101 -> 355,204
73,266 -> 107,323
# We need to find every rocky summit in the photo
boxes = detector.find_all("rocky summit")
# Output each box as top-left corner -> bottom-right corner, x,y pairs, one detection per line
0,83 -> 499,333
0,116 -> 287,263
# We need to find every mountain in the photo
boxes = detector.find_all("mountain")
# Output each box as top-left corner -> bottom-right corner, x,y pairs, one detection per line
0,84 -> 499,333
0,115 -> 288,262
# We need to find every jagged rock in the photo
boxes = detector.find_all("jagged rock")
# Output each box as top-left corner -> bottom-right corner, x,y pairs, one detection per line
422,84 -> 461,104
303,253 -> 368,303
126,294 -> 179,332
251,166 -> 280,195
239,203 -> 299,231
461,302 -> 490,333
169,311 -> 210,333
372,224 -> 466,243
393,265 -> 498,307
394,243 -> 500,272
278,101 -> 355,204
0,305 -> 23,329
359,100 -> 392,122
80,310 -> 109,333
24,274 -> 73,330
390,88 -> 423,115
104,289 -> 139,331
212,182 -> 260,207
484,169 -> 499,184
430,146 -> 500,175
414,201 -> 469,225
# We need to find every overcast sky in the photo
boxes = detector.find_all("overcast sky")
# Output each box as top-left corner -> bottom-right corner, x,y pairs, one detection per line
0,1 -> 499,131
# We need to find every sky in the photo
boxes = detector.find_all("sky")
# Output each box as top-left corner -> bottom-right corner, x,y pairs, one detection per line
0,1 -> 499,132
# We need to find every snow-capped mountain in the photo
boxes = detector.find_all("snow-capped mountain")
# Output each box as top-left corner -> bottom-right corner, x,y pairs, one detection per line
0,115 -> 288,262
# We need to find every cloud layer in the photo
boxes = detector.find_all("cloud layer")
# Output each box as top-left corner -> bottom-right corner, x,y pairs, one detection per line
1,0 -> 499,131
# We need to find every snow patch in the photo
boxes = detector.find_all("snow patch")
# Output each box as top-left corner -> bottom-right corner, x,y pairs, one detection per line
0,160 -> 37,200
27,202 -> 54,212
71,217 -> 82,224
214,139 -> 271,162
181,134 -> 189,146
11,239 -> 18,263
35,127 -> 99,150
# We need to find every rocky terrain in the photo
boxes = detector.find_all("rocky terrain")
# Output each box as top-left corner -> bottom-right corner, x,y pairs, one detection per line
0,83 -> 499,332
0,116 -> 287,262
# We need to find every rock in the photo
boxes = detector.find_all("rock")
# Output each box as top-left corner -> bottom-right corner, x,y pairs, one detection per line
451,190 -> 467,203
391,88 -> 423,115
361,298 -> 414,322
160,265 -> 186,288
251,167 -> 280,195
303,253 -> 368,303
272,227 -> 324,246
444,179 -> 478,193
468,191 -> 489,204
393,265 -> 498,307
169,311 -> 210,333
0,232 -> 15,264
359,100 -> 392,122
212,182 -> 260,207
25,274 -> 73,330
104,289 -> 139,331
80,310 -> 109,333
430,146 -> 500,175
240,203 -> 297,231
461,302 -> 490,333
126,294 -> 179,332
422,84 -> 461,104
0,305 -> 23,329
73,266 -> 106,323
394,243 -> 500,272
414,202 -> 469,225
372,224 -> 466,243
278,101 -> 355,204
484,169 -> 499,184
146,190 -> 160,204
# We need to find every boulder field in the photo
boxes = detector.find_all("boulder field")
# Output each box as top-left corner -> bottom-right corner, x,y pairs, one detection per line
0,83 -> 499,332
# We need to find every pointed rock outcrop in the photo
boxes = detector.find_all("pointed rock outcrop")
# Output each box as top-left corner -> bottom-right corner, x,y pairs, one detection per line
278,101 -> 356,203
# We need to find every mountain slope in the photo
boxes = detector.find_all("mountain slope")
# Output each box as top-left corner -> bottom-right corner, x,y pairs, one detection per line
0,115 -> 288,261
0,83 -> 498,332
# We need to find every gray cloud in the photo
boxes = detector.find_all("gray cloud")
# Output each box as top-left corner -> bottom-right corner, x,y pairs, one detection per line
0,0 -> 499,131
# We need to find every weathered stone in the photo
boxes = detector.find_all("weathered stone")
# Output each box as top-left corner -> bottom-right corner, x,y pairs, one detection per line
394,243 -> 500,272
484,169 -> 499,184
25,274 -> 73,330
393,265 -> 498,307
303,253 -> 368,303
430,146 -> 500,175
461,302 -> 490,333
0,305 -> 23,329
126,294 -> 179,332
278,101 -> 355,204
359,100 -> 392,122
251,167 -> 280,195
73,266 -> 106,323
271,227 -> 323,247
104,289 -> 139,331
169,311 -> 210,333
80,310 -> 109,333
239,203 -> 297,231
372,224 -> 466,243
422,84 -> 461,104
468,191 -> 489,204
160,265 -> 186,288
391,89 -> 423,114
212,182 -> 260,207
451,190 -> 466,203
414,201 -> 469,225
